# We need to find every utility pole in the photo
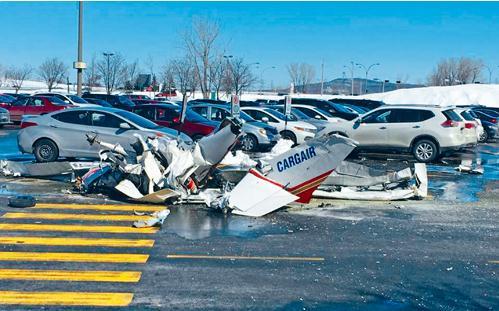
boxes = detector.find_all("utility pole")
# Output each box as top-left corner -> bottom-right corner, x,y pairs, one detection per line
103,52 -> 114,94
320,59 -> 324,96
74,1 -> 85,96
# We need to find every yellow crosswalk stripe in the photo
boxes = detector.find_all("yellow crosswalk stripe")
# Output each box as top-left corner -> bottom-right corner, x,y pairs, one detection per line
0,269 -> 141,282
35,203 -> 164,212
0,236 -> 154,248
0,223 -> 157,234
0,251 -> 148,263
2,212 -> 150,222
0,291 -> 133,306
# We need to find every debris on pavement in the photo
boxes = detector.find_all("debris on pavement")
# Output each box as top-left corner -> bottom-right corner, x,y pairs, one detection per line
1,160 -> 98,179
455,158 -> 484,174
132,208 -> 170,228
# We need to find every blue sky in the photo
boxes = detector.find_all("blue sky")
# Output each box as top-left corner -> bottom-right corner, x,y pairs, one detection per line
1,1 -> 498,87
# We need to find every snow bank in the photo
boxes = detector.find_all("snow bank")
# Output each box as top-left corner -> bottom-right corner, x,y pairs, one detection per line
359,84 -> 499,108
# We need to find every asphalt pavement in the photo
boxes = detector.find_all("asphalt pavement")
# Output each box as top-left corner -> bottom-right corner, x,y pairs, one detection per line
0,125 -> 497,310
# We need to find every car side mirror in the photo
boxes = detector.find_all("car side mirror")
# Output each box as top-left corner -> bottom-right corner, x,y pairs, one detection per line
261,117 -> 269,123
119,122 -> 131,130
353,118 -> 361,129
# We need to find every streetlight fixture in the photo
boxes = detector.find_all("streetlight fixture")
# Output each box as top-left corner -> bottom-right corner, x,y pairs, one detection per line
356,62 -> 380,95
103,52 -> 114,94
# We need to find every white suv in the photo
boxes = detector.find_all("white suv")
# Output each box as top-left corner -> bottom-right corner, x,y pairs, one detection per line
331,105 -> 467,162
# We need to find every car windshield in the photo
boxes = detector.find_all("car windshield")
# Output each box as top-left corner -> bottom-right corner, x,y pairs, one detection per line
240,111 -> 255,122
290,108 -> 311,120
331,103 -> 354,113
68,95 -> 89,104
460,110 -> 475,121
264,108 -> 298,121
114,110 -> 161,129
315,107 -> 334,117
118,95 -> 135,106
0,95 -> 15,103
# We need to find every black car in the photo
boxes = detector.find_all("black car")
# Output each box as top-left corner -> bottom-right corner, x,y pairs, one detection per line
82,93 -> 135,110
468,110 -> 498,141
84,98 -> 113,107
3,93 -> 30,100
329,98 -> 384,111
278,98 -> 358,121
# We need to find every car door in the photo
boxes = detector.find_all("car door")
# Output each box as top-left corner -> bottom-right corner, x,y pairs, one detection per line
347,109 -> 391,147
24,97 -> 44,116
386,109 -> 435,148
8,98 -> 28,122
88,111 -> 136,150
49,110 -> 97,157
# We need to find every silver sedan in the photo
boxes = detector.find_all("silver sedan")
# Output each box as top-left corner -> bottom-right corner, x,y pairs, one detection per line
18,107 -> 191,162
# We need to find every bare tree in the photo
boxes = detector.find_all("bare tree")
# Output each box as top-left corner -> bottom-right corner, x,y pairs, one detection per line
298,63 -> 315,93
97,53 -> 127,94
228,58 -> 255,95
168,57 -> 197,97
161,63 -> 175,92
286,63 -> 300,91
84,54 -> 100,91
124,59 -> 140,91
39,58 -> 67,92
428,57 -> 483,86
209,56 -> 227,99
287,63 -> 315,93
184,18 -> 220,99
5,65 -> 33,94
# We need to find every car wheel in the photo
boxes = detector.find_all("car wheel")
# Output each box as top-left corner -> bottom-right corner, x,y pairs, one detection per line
280,130 -> 297,145
240,134 -> 258,152
8,195 -> 36,208
478,131 -> 488,143
33,138 -> 59,162
413,139 -> 438,163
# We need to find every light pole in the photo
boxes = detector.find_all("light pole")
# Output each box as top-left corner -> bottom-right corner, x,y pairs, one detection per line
103,52 -> 114,94
356,62 -> 380,94
320,59 -> 324,96
74,1 -> 85,96
343,61 -> 355,95
259,66 -> 276,93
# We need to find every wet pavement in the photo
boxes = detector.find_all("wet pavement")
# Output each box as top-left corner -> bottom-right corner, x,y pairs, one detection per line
0,126 -> 497,310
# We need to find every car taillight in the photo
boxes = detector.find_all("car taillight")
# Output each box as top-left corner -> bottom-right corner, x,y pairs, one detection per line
441,120 -> 459,128
492,118 -> 497,124
21,121 -> 38,129
465,122 -> 475,129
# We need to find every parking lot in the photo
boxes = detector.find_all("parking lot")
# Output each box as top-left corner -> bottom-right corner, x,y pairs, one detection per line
0,124 -> 497,310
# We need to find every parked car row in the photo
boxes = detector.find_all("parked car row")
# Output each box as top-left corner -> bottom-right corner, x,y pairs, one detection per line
3,91 -> 497,163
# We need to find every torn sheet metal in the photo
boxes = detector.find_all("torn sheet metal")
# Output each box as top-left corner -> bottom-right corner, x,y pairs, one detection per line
213,134 -> 357,217
1,160 -> 98,178
229,169 -> 299,217
323,161 -> 412,187
263,134 -> 357,203
455,159 -> 484,174
313,163 -> 428,201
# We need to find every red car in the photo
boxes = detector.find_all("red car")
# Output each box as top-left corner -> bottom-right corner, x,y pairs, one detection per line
132,104 -> 218,140
8,96 -> 73,123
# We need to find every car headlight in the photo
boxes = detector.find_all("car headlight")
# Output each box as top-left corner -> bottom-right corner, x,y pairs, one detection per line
258,128 -> 267,136
294,126 -> 316,133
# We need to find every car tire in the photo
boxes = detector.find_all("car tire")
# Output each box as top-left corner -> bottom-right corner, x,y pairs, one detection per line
33,138 -> 59,162
412,139 -> 438,163
280,130 -> 297,145
240,134 -> 258,152
8,195 -> 36,208
478,130 -> 488,143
